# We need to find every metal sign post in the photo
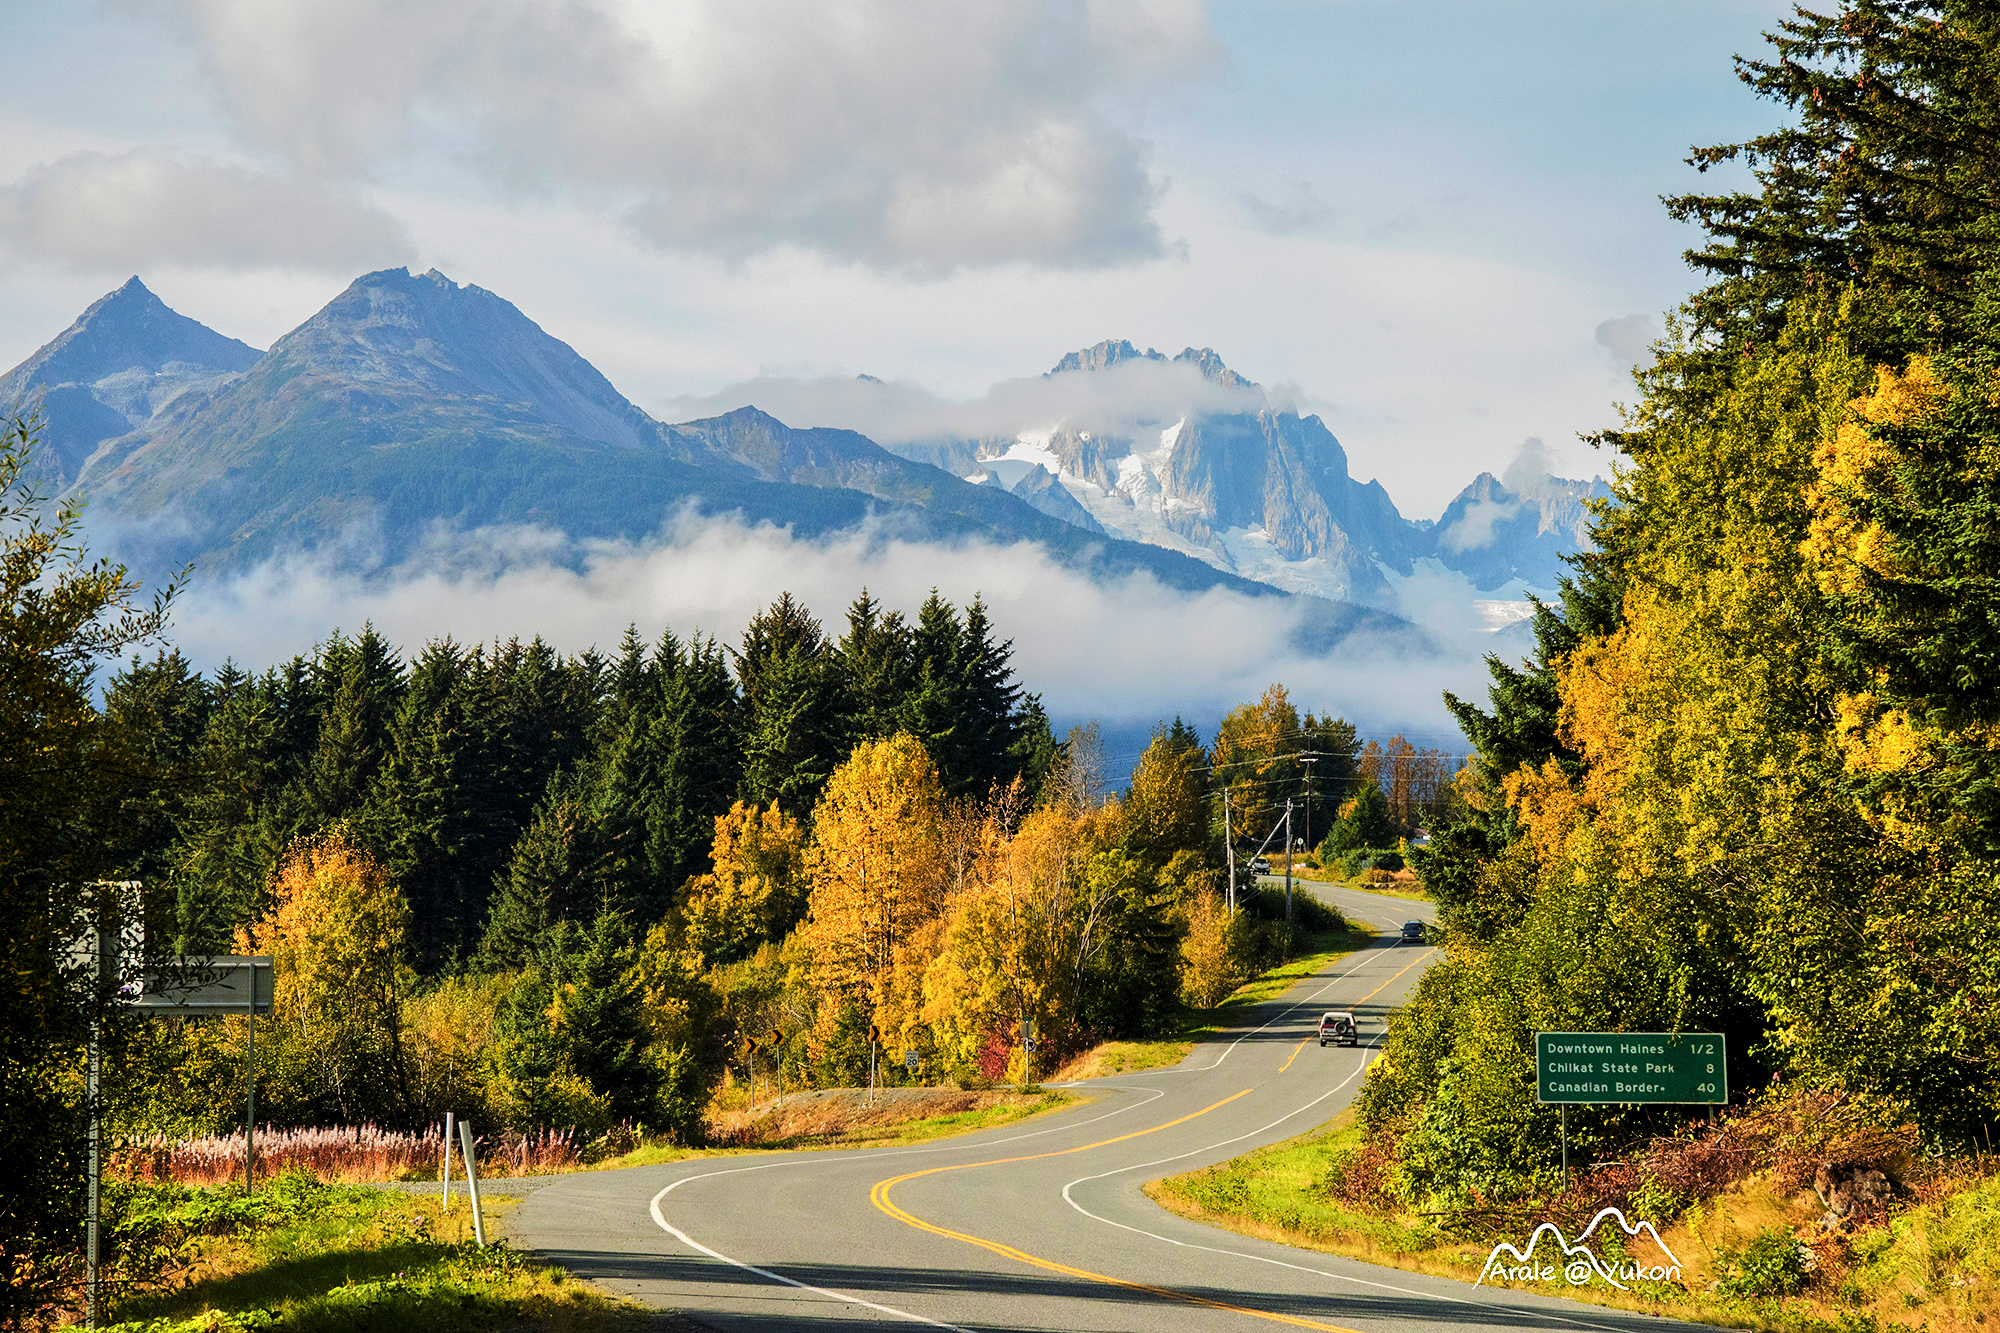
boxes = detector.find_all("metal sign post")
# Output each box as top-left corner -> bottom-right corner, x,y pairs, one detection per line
69,891 -> 275,1326
71,887 -> 140,1330
131,958 -> 275,1195
85,1008 -> 101,1328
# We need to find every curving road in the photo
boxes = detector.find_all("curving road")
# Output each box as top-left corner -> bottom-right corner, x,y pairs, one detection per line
513,884 -> 1719,1332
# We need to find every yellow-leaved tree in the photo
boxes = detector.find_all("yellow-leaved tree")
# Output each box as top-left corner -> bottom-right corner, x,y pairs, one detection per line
799,734 -> 948,1058
682,801 -> 807,965
924,802 -> 1124,1075
238,828 -> 415,1125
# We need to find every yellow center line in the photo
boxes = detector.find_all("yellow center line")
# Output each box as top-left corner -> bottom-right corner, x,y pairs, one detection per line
867,950 -> 1437,1332
870,1098 -> 1368,1331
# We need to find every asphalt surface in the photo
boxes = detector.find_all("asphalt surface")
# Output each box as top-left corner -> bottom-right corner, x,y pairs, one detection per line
512,882 -> 1722,1332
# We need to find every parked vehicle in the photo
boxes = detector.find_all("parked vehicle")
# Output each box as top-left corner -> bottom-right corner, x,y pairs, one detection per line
1318,1011 -> 1359,1047
1400,921 -> 1427,944
1251,856 -> 1270,873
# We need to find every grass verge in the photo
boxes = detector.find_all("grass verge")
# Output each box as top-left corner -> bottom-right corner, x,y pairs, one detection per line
696,1087 -> 1077,1154
1148,1109 -> 2000,1332
101,1171 -> 649,1333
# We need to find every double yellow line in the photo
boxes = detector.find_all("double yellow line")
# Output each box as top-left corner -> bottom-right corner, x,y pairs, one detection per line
870,1089 -> 1368,1331
867,948 -> 1435,1331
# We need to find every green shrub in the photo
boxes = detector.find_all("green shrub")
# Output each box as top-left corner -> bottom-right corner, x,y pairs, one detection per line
1714,1225 -> 1809,1297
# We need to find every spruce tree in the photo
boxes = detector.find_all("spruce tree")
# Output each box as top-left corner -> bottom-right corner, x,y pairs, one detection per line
835,590 -> 914,744
900,592 -> 967,786
957,595 -> 1023,798
736,596 -> 843,813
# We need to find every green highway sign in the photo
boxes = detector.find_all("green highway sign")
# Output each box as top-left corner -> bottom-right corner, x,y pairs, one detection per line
1535,1032 -> 1727,1105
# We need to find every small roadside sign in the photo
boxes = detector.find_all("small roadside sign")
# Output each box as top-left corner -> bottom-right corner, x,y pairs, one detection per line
130,956 -> 274,1014
904,1050 -> 919,1072
1024,1037 -> 1037,1052
1536,1032 -> 1726,1105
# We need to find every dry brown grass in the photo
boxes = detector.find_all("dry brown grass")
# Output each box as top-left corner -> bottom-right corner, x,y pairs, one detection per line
704,1085 -> 1071,1148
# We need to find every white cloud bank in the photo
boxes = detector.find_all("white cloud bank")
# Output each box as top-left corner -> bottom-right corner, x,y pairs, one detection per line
139,0 -> 1219,273
163,512 -> 1487,747
0,149 -> 413,274
664,350 -> 1273,444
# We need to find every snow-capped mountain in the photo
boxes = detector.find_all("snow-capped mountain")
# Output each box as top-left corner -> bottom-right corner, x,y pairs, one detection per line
8,273 -> 1370,627
882,340 -> 1606,620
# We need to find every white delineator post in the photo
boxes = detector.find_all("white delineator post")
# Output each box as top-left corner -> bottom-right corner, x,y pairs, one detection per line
441,1111 -> 455,1209
456,1120 -> 486,1247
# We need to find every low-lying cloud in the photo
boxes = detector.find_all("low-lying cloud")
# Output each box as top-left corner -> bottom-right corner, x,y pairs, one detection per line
162,511 -> 1487,748
0,150 -> 413,274
663,350 -> 1276,446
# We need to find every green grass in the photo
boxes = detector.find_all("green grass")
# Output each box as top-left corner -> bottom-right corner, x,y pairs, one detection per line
102,1173 -> 642,1333
1148,1109 -> 1445,1258
1150,1110 -> 2000,1331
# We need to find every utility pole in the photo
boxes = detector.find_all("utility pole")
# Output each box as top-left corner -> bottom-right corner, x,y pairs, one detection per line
1284,800 -> 1294,924
1223,788 -> 1236,911
1300,756 -> 1316,860
85,925 -> 103,1329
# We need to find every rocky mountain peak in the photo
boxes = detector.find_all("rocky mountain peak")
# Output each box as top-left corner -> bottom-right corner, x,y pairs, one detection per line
1170,347 -> 1257,392
263,267 -> 653,450
1048,339 -> 1168,376
0,276 -> 263,488
2,276 -> 260,395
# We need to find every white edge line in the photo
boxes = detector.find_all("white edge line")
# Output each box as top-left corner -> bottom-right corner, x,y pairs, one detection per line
1076,942 -> 1415,1084
648,1192 -> 963,1329
1059,1061 -> 1641,1333
645,1087 -> 1168,1328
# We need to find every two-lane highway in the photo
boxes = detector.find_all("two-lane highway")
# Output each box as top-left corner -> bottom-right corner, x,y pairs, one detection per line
512,884 -> 1720,1331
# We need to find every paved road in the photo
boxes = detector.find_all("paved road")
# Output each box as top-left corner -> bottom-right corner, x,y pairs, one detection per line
513,884 -> 1718,1332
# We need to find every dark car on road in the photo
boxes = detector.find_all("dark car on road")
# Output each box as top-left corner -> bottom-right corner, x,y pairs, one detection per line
1400,921 -> 1427,944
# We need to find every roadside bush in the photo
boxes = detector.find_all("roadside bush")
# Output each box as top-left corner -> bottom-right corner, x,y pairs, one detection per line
1714,1225 -> 1810,1297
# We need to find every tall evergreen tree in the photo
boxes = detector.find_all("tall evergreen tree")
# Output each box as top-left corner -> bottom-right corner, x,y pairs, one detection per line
900,591 -> 968,786
1666,0 -> 2000,361
736,596 -> 844,813
645,634 -> 742,895
956,595 -> 1023,799
102,649 -> 212,883
835,590 -> 914,744
300,626 -> 405,827
481,772 -> 607,969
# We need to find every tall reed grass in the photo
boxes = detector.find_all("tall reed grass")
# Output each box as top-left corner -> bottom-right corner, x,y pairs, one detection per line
114,1123 -> 596,1185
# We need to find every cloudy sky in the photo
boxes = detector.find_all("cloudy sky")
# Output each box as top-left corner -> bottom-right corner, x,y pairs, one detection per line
2,0 -> 1790,519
